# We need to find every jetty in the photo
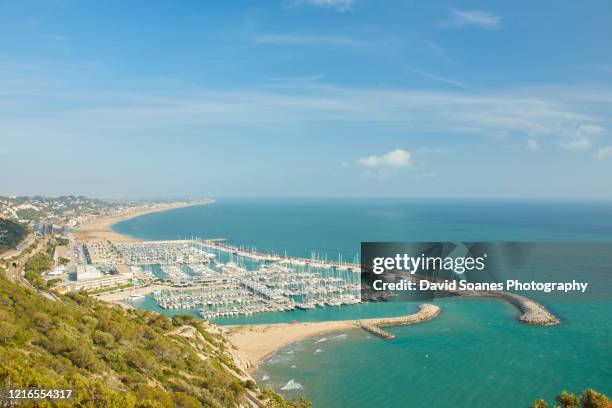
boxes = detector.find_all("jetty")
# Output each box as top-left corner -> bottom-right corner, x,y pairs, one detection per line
451,289 -> 560,325
357,304 -> 442,339
389,274 -> 561,326
226,303 -> 443,371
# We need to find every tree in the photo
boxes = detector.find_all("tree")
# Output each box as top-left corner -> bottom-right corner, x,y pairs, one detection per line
581,389 -> 612,408
556,390 -> 580,408
529,400 -> 548,408
530,389 -> 611,408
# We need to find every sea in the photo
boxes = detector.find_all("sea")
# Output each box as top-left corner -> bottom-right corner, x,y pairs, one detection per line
113,198 -> 612,407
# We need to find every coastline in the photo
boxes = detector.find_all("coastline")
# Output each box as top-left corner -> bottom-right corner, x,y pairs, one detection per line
225,320 -> 357,372
73,200 -> 212,243
224,304 -> 441,373
74,202 -> 560,388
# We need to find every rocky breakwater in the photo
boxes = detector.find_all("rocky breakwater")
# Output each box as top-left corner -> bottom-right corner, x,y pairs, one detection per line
357,304 -> 442,339
453,289 -> 560,325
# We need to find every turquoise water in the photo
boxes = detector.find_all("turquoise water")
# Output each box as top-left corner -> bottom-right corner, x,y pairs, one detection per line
257,299 -> 610,408
113,199 -> 612,259
114,199 -> 612,407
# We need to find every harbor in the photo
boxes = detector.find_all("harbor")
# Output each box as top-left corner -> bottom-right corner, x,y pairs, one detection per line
83,238 -> 560,325
102,239 -> 362,319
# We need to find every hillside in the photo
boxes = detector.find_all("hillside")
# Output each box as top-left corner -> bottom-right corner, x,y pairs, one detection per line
0,271 -> 309,407
0,218 -> 28,253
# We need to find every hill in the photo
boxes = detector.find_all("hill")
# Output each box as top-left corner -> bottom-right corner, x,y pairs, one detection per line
0,218 -> 28,253
0,271 -> 309,407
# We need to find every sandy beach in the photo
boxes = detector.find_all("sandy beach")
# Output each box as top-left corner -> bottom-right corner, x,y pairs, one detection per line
224,304 -> 441,372
74,200 -> 212,243
225,320 -> 357,371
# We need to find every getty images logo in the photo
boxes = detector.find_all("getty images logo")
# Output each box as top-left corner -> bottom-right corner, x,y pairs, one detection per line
371,253 -> 487,275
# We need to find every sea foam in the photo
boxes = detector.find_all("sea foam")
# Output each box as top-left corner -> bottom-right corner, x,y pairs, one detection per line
281,379 -> 303,391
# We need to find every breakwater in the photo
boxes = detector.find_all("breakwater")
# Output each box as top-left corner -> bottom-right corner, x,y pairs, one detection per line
357,304 -> 442,339
451,289 -> 560,325
226,304 -> 444,368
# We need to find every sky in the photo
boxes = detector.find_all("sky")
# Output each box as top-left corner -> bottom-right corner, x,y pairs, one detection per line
1,0 -> 612,199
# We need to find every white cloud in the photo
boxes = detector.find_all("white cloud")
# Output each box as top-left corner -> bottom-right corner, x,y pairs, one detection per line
577,123 -> 606,136
559,138 -> 591,152
596,146 -> 612,159
2,60 -> 612,152
358,149 -> 411,168
557,123 -> 607,152
527,139 -> 540,151
443,9 -> 501,28
290,0 -> 355,12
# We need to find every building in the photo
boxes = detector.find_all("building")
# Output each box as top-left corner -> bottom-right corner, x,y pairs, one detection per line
68,271 -> 133,292
52,245 -> 69,269
76,264 -> 102,280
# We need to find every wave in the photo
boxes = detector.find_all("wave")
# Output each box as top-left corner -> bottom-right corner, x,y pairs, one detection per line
281,379 -> 303,391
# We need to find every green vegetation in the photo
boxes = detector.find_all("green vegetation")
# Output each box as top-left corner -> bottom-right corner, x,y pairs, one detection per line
0,218 -> 28,253
530,389 -> 611,408
260,388 -> 312,408
25,252 -> 53,289
46,278 -> 63,288
16,208 -> 42,222
24,237 -> 63,289
0,271 -> 308,407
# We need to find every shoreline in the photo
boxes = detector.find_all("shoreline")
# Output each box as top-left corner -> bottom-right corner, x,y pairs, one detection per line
224,304 -> 441,373
74,202 -> 560,377
73,200 -> 213,243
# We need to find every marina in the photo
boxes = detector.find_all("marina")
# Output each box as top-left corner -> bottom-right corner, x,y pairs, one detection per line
110,239 -> 362,319
89,238 -> 560,324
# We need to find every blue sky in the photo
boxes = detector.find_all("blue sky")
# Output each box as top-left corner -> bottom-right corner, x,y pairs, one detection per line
1,0 -> 612,199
